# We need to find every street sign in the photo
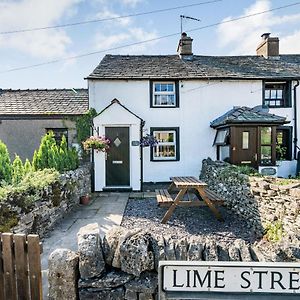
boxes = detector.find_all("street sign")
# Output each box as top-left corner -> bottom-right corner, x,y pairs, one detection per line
159,261 -> 300,299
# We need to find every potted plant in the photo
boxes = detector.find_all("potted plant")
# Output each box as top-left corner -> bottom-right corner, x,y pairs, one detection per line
82,136 -> 110,153
80,194 -> 90,205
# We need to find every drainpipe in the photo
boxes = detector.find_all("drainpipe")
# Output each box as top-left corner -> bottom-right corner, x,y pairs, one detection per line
294,80 -> 299,159
140,120 -> 145,191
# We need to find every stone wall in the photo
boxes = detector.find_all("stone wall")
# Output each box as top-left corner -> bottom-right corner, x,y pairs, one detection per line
48,224 -> 300,300
200,158 -> 300,240
10,164 -> 91,237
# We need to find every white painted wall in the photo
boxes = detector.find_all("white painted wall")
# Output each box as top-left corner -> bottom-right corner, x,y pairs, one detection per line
89,79 -> 297,183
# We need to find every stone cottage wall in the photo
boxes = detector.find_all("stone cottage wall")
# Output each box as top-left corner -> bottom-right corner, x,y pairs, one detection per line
10,164 -> 91,237
200,158 -> 300,239
48,224 -> 300,300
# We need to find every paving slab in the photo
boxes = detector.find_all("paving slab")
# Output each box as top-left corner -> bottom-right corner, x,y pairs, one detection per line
41,192 -> 128,299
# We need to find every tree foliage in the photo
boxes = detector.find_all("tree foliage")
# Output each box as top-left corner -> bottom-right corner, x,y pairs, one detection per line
0,140 -> 12,184
12,155 -> 24,185
32,131 -> 79,172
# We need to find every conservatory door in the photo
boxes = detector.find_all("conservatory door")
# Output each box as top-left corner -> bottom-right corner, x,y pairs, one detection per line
105,127 -> 130,186
232,127 -> 258,168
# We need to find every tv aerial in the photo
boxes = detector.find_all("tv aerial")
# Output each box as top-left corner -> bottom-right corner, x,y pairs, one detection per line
180,15 -> 201,35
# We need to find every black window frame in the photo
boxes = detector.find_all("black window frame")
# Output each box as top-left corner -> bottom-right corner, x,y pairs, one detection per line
150,127 -> 180,162
150,80 -> 180,108
276,126 -> 292,161
262,80 -> 292,108
46,128 -> 68,146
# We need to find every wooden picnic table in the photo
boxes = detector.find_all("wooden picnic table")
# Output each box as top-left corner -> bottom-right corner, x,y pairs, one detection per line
157,176 -> 224,224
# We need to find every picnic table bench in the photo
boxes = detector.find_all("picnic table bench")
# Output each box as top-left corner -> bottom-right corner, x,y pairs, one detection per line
155,176 -> 224,223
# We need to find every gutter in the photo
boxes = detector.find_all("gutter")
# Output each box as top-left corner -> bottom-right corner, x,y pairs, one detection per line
294,80 -> 300,159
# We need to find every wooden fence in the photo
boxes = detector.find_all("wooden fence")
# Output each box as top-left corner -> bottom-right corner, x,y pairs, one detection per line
0,233 -> 43,300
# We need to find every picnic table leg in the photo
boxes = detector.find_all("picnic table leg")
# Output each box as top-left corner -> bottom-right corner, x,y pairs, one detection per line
167,182 -> 176,193
161,188 -> 187,224
197,188 -> 224,222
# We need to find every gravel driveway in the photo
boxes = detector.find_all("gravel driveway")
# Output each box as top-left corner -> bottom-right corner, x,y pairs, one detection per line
121,198 -> 257,244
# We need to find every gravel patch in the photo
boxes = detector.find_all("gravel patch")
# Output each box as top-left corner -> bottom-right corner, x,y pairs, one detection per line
121,198 -> 258,244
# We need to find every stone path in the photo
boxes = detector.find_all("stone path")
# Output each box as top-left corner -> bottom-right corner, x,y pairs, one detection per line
41,192 -> 129,299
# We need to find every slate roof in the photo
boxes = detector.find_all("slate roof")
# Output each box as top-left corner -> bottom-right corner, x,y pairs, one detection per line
0,89 -> 88,116
87,54 -> 300,80
210,106 -> 288,128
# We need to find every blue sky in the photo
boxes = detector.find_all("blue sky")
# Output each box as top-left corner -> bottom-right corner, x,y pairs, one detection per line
0,0 -> 299,89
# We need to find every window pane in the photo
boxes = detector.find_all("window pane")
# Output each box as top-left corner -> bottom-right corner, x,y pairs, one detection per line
261,127 -> 272,144
154,145 -> 176,158
161,84 -> 168,91
154,95 -> 161,105
167,84 -> 174,92
271,90 -> 277,99
261,146 -> 272,165
155,132 -> 174,143
167,94 -> 175,105
265,90 -> 270,99
277,89 -> 283,98
154,84 -> 161,92
242,131 -> 249,149
215,129 -> 228,145
276,131 -> 283,145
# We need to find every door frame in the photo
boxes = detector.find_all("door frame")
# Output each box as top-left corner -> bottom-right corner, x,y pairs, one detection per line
104,125 -> 131,188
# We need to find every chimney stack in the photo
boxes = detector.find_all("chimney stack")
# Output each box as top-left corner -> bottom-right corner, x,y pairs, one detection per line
256,33 -> 279,58
177,32 -> 193,59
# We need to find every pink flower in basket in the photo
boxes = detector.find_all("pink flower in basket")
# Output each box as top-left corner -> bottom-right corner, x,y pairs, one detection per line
82,136 -> 110,152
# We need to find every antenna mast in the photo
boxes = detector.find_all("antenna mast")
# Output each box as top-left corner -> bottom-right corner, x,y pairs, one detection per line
180,15 -> 201,35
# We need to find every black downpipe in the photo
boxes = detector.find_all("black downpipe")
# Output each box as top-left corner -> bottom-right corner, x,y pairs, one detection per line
294,80 -> 300,159
140,120 -> 145,192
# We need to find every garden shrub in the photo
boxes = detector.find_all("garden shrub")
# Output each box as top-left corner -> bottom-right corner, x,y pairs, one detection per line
12,155 -> 24,185
32,131 -> 79,172
0,168 -> 60,205
0,140 -> 12,184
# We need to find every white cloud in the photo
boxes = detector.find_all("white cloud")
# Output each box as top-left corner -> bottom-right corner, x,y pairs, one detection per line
95,27 -> 157,54
0,0 -> 81,59
120,0 -> 143,7
95,9 -> 132,26
93,0 -> 156,55
281,30 -> 300,54
217,0 -> 300,54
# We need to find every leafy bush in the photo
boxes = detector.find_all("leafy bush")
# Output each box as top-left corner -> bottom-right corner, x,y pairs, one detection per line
234,165 -> 260,176
12,155 -> 24,185
0,168 -> 59,204
0,140 -> 12,184
32,131 -> 79,172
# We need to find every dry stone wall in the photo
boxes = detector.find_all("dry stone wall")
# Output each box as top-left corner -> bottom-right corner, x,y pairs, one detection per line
11,164 -> 91,238
48,225 -> 300,300
200,158 -> 300,241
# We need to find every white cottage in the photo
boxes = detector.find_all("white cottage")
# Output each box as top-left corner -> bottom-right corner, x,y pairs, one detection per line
87,33 -> 300,191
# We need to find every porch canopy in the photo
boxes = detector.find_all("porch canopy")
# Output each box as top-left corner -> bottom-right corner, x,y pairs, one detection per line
210,106 -> 289,168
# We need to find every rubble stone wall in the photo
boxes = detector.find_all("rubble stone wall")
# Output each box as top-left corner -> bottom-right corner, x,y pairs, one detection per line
200,158 -> 300,238
48,225 -> 300,300
12,164 -> 91,237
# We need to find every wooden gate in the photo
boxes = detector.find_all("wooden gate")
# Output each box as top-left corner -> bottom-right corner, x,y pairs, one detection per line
0,233 -> 43,300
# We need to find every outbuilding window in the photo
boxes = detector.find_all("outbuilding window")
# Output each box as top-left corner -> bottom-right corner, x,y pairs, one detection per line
150,127 -> 179,161
46,128 -> 68,145
150,81 -> 179,107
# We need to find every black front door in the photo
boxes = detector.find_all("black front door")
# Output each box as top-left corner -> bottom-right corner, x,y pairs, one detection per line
105,127 -> 130,186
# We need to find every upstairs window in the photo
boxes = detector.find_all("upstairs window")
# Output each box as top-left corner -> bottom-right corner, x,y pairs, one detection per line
263,81 -> 291,108
150,81 -> 179,107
